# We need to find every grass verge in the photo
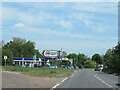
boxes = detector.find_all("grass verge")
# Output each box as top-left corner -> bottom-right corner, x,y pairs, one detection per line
2,66 -> 79,77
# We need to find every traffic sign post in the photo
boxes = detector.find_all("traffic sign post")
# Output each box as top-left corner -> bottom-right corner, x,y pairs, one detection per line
4,56 -> 8,66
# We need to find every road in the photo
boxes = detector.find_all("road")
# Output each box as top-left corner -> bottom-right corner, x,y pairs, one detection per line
55,69 -> 120,90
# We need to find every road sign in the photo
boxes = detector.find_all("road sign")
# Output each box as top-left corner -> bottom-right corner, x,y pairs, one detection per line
4,56 -> 8,59
4,56 -> 7,66
43,50 -> 58,57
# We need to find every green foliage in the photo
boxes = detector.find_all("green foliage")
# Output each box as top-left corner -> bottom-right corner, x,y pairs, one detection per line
92,54 -> 103,64
2,48 -> 13,65
62,51 -> 67,57
61,61 -> 70,66
104,43 -> 120,73
84,59 -> 97,68
2,37 -> 44,65
77,53 -> 87,66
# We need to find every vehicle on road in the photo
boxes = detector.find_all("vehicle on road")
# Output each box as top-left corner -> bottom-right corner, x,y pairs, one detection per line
95,67 -> 101,71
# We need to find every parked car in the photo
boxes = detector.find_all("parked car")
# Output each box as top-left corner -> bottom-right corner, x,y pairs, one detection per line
48,65 -> 58,68
74,66 -> 79,69
15,64 -> 22,67
25,63 -> 34,67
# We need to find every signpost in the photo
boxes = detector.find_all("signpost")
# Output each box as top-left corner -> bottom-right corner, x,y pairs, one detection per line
43,50 -> 58,57
4,56 -> 7,66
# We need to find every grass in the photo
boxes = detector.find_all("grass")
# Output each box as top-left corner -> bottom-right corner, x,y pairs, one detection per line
2,66 -> 78,77
102,69 -> 120,76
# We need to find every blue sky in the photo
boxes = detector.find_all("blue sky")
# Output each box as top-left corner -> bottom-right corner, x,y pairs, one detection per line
2,2 -> 118,57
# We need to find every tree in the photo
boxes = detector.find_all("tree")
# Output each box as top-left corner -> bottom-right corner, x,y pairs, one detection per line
77,53 -> 87,66
110,43 -> 120,73
61,61 -> 70,66
84,59 -> 97,68
2,48 -> 13,65
66,53 -> 78,65
2,37 -> 44,65
62,51 -> 67,58
103,49 -> 113,66
92,54 -> 103,64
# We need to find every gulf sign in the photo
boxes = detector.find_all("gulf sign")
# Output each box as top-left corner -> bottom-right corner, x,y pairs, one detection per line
43,50 -> 58,57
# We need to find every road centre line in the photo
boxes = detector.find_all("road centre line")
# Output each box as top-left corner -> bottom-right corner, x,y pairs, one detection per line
93,74 -> 113,88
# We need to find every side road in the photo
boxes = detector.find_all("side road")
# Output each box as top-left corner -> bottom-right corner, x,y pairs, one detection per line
2,71 -> 64,88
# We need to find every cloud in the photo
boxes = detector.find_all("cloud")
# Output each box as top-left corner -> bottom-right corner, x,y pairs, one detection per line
73,2 -> 118,15
57,20 -> 73,29
69,13 -> 94,27
13,22 -> 26,28
12,23 -> 93,39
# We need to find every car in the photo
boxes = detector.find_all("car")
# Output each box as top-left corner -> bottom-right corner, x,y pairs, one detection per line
95,67 -> 101,71
48,65 -> 58,68
25,63 -> 34,67
15,64 -> 22,67
74,66 -> 79,69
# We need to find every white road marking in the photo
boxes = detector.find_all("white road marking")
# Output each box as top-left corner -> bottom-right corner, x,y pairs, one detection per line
93,74 -> 113,88
96,74 -> 118,84
52,83 -> 60,89
61,77 -> 68,83
51,77 -> 68,90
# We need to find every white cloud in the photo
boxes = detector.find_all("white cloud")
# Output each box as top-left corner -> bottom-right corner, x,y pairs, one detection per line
12,23 -> 93,39
69,13 -> 94,27
14,22 -> 26,28
73,2 -> 118,15
57,20 -> 73,29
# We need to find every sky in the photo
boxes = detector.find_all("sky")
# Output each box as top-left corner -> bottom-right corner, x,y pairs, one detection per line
1,2 -> 118,58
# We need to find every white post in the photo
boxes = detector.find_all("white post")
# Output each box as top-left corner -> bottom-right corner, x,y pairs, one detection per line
22,58 -> 24,67
4,56 -> 7,66
35,53 -> 36,64
5,59 -> 6,66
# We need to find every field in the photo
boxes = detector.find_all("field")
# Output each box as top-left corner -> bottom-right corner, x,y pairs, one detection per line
2,66 -> 79,77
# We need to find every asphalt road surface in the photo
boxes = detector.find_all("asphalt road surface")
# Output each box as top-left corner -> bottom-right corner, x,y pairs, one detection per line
56,69 -> 120,90
2,71 -> 63,88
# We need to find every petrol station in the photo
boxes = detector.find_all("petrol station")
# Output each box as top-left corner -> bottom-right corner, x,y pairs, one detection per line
12,50 -> 73,67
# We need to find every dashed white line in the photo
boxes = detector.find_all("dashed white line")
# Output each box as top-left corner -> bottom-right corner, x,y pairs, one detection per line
52,83 -> 60,89
61,77 -> 68,83
51,77 -> 68,90
93,74 -> 113,88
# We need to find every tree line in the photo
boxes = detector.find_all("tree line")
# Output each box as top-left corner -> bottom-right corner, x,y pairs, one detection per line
1,37 -> 120,74
1,37 -> 44,65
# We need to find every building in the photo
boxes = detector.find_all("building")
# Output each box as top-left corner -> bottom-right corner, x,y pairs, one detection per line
13,57 -> 56,66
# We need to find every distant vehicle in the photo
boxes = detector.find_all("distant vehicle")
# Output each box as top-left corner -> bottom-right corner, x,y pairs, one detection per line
25,63 -> 34,67
95,67 -> 101,71
79,66 -> 84,69
74,66 -> 79,69
61,65 -> 68,69
48,65 -> 58,68
70,66 -> 74,69
98,64 -> 103,70
95,64 -> 104,71
15,64 -> 22,67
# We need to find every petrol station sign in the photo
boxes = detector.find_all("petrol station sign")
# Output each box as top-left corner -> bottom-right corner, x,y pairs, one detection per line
43,50 -> 58,57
